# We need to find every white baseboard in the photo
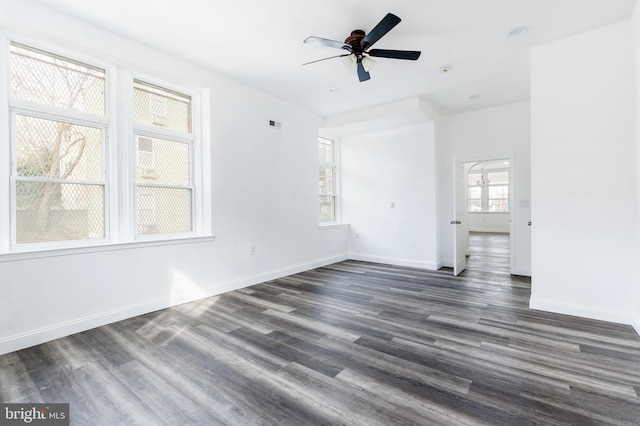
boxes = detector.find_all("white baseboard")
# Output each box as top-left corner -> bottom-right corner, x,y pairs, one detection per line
0,254 -> 348,356
213,254 -> 349,295
348,253 -> 438,270
529,297 -> 635,327
511,267 -> 531,277
440,259 -> 454,268
633,317 -> 640,336
0,298 -> 173,356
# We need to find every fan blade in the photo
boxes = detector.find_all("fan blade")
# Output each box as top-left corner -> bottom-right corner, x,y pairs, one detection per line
303,54 -> 350,66
361,13 -> 401,49
368,49 -> 421,60
357,60 -> 371,82
304,36 -> 351,50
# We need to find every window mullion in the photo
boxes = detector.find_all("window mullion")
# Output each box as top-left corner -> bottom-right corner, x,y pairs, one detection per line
9,101 -> 109,127
481,185 -> 487,211
133,124 -> 193,143
137,182 -> 193,190
114,68 -> 134,243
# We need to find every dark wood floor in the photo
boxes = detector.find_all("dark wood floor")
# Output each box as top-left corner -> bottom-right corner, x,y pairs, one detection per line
2,257 -> 640,425
465,231 -> 511,276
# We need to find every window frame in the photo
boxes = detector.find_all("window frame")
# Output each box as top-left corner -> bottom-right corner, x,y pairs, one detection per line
6,39 -> 112,251
318,136 -> 339,225
10,112 -> 110,247
0,34 -> 212,257
132,78 -> 197,240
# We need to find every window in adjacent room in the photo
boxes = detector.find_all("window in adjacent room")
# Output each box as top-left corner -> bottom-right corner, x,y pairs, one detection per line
319,137 -> 338,223
467,163 -> 509,213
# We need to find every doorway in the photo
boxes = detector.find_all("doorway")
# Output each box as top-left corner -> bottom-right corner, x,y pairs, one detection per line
466,232 -> 511,275
453,157 -> 513,275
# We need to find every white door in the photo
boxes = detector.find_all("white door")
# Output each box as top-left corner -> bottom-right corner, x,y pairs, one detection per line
453,159 -> 467,275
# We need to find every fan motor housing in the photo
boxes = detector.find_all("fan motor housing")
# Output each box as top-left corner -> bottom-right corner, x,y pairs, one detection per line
345,30 -> 366,53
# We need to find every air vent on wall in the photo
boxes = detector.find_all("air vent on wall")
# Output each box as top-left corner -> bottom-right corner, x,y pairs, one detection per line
269,120 -> 282,130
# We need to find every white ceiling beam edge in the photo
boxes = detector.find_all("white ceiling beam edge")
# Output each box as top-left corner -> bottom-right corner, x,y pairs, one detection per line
322,97 -> 437,138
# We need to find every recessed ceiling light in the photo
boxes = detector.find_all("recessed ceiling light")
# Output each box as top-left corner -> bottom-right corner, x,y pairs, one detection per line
507,26 -> 529,38
328,87 -> 339,92
469,94 -> 482,100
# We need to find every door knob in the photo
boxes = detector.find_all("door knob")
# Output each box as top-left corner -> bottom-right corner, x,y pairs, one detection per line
450,220 -> 461,225
527,221 -> 531,226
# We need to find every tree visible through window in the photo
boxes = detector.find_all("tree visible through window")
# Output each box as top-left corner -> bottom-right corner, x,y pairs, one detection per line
10,43 -> 106,244
4,41 -> 206,252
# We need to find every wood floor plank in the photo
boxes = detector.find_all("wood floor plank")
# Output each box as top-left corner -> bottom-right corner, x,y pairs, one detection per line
2,234 -> 640,424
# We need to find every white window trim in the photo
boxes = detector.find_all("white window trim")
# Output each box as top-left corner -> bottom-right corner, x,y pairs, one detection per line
0,33 -> 212,257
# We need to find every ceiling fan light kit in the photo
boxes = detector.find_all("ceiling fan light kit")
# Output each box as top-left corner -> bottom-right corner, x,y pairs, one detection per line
303,13 -> 421,82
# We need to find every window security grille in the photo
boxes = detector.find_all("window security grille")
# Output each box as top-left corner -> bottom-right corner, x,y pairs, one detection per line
133,81 -> 194,236
10,43 -> 107,245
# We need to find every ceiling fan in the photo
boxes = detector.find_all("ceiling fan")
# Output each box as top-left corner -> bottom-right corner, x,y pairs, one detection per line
303,13 -> 421,82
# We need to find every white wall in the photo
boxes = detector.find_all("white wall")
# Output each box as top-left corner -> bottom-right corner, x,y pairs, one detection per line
632,3 -> 640,334
341,122 -> 439,269
530,21 -> 637,325
436,101 -> 531,275
468,213 -> 510,233
0,1 -> 349,355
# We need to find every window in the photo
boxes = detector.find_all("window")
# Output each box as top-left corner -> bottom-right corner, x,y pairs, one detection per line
467,167 -> 509,213
487,171 -> 509,212
3,40 -> 208,253
133,80 -> 193,236
10,43 -> 107,245
319,137 -> 338,223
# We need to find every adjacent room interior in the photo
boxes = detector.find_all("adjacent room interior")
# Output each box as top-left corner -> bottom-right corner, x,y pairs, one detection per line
1,0 -> 640,424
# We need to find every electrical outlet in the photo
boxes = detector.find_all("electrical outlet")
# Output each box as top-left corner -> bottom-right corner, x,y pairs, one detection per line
250,246 -> 256,255
389,201 -> 395,208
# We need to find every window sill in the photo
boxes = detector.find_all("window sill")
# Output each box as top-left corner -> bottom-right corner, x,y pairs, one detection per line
0,235 -> 216,263
318,223 -> 349,230
468,211 -> 510,214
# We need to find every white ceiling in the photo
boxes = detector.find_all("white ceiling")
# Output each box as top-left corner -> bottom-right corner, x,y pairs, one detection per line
33,0 -> 637,117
